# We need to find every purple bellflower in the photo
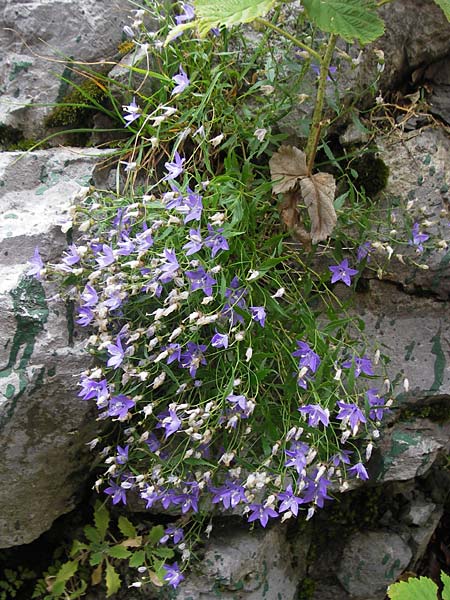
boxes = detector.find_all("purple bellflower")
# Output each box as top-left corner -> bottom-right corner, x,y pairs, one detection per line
185,266 -> 217,296
123,97 -> 141,126
336,401 -> 367,434
410,222 -> 429,252
163,563 -> 185,588
298,404 -> 330,428
106,335 -> 126,369
278,484 -> 304,517
342,355 -> 374,378
247,503 -> 278,528
211,332 -> 229,349
329,259 -> 358,286
164,151 -> 185,180
348,462 -> 369,480
171,66 -> 190,95
28,247 -> 44,280
250,306 -> 266,327
107,395 -> 135,420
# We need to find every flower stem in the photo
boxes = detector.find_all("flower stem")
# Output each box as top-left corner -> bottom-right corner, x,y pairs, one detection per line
305,33 -> 337,174
254,17 -> 321,62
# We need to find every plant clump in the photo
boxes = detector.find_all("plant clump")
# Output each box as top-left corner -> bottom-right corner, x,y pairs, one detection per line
26,0 -> 450,595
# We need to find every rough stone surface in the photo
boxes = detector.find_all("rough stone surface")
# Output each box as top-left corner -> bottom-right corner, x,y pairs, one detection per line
354,280 -> 450,400
0,0 -> 129,139
163,524 -> 299,600
0,148 -> 112,547
337,531 -> 412,599
370,128 -> 450,299
376,0 -> 450,90
375,419 -> 450,483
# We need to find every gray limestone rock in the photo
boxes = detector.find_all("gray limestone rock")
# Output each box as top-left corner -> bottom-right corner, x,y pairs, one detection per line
337,531 -> 412,599
0,148 -> 112,547
370,128 -> 450,299
0,0 -> 129,139
164,525 -> 299,600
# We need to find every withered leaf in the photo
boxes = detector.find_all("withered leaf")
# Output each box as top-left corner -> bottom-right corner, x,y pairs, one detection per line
269,145 -> 308,194
300,172 -> 337,244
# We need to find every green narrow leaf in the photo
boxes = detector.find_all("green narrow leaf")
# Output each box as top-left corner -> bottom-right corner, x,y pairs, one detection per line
433,0 -> 450,20
302,0 -> 385,44
84,525 -> 102,544
194,0 -> 276,36
117,516 -> 137,539
105,562 -> 121,598
93,502 -> 110,541
442,571 -> 450,600
387,576 -> 438,600
107,545 -> 132,559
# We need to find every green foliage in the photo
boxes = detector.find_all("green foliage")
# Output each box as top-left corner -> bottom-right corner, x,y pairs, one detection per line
0,566 -> 36,599
388,572 -> 450,600
31,502 -> 171,598
302,0 -> 384,44
44,77 -> 108,128
433,0 -> 450,20
194,0 -> 276,35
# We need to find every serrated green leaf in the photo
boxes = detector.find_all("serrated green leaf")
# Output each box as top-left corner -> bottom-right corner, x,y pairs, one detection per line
89,551 -> 105,566
70,540 -> 89,557
433,0 -> 450,20
105,562 -> 121,598
302,0 -> 385,44
117,516 -> 137,539
387,576 -> 438,600
129,550 -> 146,568
154,547 -> 175,559
107,545 -> 132,559
93,502 -> 110,541
84,525 -> 102,545
54,560 -> 79,584
194,0 -> 276,36
148,525 -> 165,546
442,571 -> 450,600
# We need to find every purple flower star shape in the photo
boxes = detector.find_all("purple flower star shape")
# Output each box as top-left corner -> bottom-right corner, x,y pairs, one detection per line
211,332 -> 229,349
250,306 -> 266,327
159,408 -> 182,439
107,394 -> 135,420
247,503 -> 278,528
80,284 -> 98,308
185,266 -> 216,296
106,335 -> 126,369
204,224 -> 229,257
182,228 -> 203,255
409,222 -> 429,253
348,462 -> 369,480
342,355 -> 374,378
329,259 -> 358,286
123,97 -> 141,127
171,65 -> 190,95
298,404 -> 330,428
278,484 -> 304,516
76,306 -> 94,327
164,151 -> 185,180
104,480 -> 127,505
175,2 -> 195,24
336,401 -> 366,434
163,563 -> 185,588
28,247 -> 44,280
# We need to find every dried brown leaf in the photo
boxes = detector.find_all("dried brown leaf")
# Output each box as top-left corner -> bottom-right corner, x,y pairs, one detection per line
300,172 -> 337,244
279,191 -> 312,247
269,145 -> 308,194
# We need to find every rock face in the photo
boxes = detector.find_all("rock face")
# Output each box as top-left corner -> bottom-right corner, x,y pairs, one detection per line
0,0 -> 128,139
337,531 -> 412,599
159,524 -> 300,600
0,148 -> 112,547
